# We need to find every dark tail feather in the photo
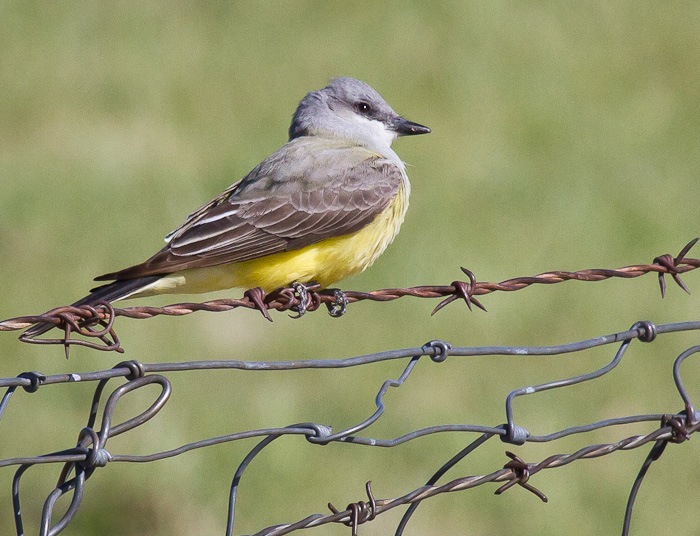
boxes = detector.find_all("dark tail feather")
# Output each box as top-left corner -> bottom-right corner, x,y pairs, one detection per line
22,276 -> 162,338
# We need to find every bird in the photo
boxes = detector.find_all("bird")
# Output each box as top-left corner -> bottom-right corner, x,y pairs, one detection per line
24,77 -> 430,337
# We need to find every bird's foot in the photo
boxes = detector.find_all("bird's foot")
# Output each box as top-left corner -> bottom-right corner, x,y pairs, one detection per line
288,281 -> 320,319
323,288 -> 348,318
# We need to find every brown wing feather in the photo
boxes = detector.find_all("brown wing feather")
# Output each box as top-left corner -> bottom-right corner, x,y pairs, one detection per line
96,145 -> 404,282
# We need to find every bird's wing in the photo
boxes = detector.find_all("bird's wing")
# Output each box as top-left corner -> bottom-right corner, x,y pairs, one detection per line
95,141 -> 405,281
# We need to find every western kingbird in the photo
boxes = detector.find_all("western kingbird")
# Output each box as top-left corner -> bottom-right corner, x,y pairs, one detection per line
25,77 -> 429,335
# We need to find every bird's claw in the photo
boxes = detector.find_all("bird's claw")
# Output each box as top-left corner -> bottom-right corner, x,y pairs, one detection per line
325,289 -> 348,318
289,281 -> 311,319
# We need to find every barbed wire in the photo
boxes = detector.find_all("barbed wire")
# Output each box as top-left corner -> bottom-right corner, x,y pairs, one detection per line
1,240 -> 699,534
0,238 -> 698,355
1,318 -> 699,535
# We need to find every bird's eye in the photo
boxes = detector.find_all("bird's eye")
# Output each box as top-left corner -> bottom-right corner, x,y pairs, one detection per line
356,102 -> 372,115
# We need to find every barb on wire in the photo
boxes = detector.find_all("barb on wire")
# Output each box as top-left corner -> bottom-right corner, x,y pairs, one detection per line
653,237 -> 698,298
494,451 -> 548,502
0,239 -> 698,355
328,481 -> 377,536
12,301 -> 123,357
1,320 -> 699,535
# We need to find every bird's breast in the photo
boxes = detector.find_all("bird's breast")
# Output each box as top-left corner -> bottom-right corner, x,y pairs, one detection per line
236,177 -> 410,290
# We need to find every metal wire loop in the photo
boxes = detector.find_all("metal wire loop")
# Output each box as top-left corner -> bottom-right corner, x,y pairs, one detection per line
661,415 -> 690,444
423,340 -> 452,362
632,320 -> 657,343
501,424 -> 530,446
304,424 -> 333,444
17,371 -> 46,393
114,360 -> 146,380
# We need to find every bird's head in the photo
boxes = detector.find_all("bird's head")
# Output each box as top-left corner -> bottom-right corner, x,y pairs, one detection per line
289,77 -> 430,151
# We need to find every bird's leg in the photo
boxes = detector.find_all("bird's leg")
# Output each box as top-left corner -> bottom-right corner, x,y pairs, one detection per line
324,288 -> 348,318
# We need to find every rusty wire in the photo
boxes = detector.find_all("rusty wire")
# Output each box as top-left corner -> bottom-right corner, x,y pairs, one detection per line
0,318 -> 699,535
1,238 -> 698,355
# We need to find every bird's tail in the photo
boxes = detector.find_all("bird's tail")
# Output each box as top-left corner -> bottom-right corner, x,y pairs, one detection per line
22,275 -> 162,338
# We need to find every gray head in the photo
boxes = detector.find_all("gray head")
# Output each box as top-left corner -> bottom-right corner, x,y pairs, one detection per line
289,77 -> 430,150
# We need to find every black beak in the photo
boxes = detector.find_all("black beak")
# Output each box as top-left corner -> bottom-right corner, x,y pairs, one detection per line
392,116 -> 431,136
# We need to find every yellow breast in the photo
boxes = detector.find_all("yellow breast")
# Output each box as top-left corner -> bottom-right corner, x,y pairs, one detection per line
138,180 -> 410,296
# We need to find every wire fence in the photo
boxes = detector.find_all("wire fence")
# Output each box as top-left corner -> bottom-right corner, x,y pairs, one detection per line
1,239 -> 699,535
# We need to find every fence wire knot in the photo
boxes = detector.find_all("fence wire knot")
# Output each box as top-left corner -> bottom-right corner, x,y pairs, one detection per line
304,423 -> 333,444
632,321 -> 657,343
88,448 -> 112,468
423,340 -> 452,362
17,371 -> 46,393
662,415 -> 690,444
495,451 -> 548,503
328,481 -> 377,536
115,360 -> 146,380
501,424 -> 530,445
74,426 -> 111,472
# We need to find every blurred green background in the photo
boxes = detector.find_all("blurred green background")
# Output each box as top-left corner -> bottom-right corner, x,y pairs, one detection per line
1,1 -> 700,534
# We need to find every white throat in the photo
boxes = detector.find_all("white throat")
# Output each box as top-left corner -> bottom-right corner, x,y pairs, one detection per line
346,115 -> 400,162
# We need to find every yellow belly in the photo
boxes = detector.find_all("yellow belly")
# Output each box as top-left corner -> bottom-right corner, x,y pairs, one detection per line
133,181 -> 409,297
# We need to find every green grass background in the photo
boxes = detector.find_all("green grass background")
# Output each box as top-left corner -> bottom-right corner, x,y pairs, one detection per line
1,1 -> 700,534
